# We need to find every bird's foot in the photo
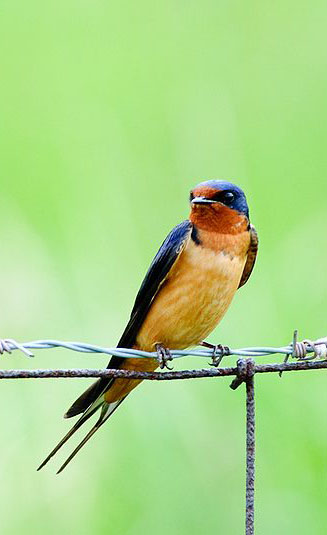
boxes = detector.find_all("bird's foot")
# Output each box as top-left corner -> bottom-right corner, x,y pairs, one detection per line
155,343 -> 174,370
200,341 -> 231,367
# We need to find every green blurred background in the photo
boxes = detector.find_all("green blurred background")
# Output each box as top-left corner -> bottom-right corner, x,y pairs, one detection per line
1,1 -> 327,533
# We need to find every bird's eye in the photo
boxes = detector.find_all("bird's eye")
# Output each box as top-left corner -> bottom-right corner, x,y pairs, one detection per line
189,192 -> 194,202
222,191 -> 234,204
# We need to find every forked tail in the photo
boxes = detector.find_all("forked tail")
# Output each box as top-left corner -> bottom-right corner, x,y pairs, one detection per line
38,396 -> 126,473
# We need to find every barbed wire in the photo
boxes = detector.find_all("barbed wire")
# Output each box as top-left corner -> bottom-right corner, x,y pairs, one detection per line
1,331 -> 327,363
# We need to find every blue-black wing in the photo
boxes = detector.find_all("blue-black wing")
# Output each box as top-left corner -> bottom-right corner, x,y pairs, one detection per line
116,220 -> 192,350
238,225 -> 258,289
65,220 -> 192,418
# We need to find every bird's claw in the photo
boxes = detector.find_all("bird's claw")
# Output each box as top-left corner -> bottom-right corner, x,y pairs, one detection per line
155,344 -> 174,370
200,341 -> 230,367
209,344 -> 231,367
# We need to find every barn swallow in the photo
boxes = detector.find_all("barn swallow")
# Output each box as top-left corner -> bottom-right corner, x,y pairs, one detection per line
38,180 -> 258,473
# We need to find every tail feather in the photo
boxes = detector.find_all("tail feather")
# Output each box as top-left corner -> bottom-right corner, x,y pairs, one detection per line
37,399 -> 103,471
64,378 -> 114,419
56,398 -> 126,474
38,396 -> 126,472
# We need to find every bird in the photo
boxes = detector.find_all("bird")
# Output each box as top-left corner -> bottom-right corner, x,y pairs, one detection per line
38,179 -> 258,473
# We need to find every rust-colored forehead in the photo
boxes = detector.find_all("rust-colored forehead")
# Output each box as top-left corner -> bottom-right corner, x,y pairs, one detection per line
192,186 -> 221,198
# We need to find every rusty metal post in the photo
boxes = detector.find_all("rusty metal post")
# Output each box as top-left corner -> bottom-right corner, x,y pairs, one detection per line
245,360 -> 255,535
230,358 -> 255,534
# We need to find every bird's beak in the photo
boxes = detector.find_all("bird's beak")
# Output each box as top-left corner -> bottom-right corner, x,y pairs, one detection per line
191,196 -> 217,205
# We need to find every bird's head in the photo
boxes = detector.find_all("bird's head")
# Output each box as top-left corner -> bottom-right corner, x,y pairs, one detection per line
189,180 -> 250,233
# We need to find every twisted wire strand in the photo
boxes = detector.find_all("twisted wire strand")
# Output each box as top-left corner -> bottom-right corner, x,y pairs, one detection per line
0,332 -> 326,362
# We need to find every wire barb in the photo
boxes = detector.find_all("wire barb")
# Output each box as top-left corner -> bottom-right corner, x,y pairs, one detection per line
290,330 -> 327,361
0,338 -> 34,358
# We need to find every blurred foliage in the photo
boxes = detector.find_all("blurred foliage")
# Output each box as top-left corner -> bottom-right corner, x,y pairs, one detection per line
0,1 -> 327,534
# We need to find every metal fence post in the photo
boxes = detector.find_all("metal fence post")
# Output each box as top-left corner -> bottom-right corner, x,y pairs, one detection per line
230,358 -> 255,534
245,360 -> 255,535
